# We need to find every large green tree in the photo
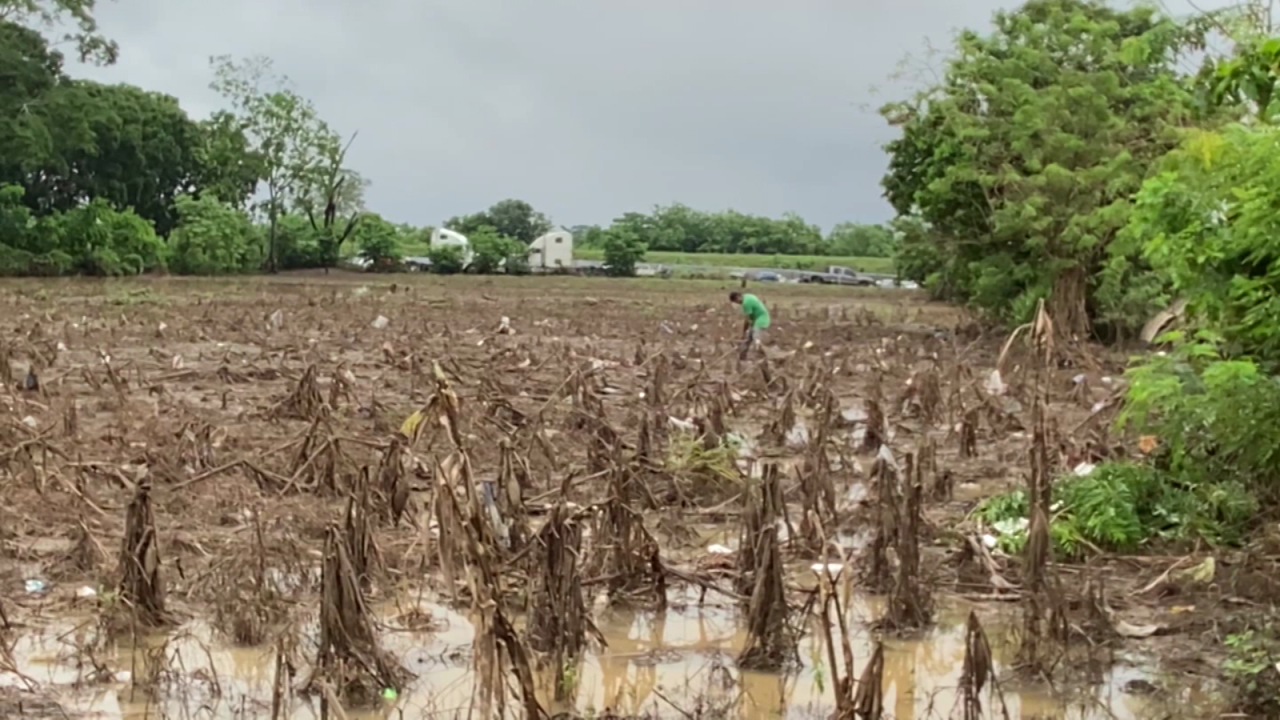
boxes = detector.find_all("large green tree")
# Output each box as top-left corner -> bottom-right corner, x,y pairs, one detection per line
210,55 -> 346,272
881,0 -> 1203,336
446,198 -> 552,244
1,20 -> 247,236
0,0 -> 117,64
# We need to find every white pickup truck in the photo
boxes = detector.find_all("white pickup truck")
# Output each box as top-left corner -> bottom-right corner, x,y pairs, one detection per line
799,266 -> 877,286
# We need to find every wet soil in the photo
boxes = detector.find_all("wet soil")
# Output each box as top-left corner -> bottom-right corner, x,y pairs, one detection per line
0,274 -> 1232,718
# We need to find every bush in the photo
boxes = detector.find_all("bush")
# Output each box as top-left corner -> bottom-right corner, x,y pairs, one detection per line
1121,334 -> 1280,512
168,194 -> 262,275
427,244 -> 466,274
1124,125 -> 1280,365
602,228 -> 646,277
0,187 -> 166,277
468,226 -> 524,274
274,214 -> 325,270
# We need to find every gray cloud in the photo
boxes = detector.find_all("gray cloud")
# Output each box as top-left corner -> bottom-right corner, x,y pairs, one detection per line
68,0 -> 1216,231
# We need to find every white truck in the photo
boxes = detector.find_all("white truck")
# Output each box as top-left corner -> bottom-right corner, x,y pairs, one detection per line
799,265 -> 877,286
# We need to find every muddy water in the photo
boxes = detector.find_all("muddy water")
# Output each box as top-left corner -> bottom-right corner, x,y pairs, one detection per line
10,587 -> 1188,720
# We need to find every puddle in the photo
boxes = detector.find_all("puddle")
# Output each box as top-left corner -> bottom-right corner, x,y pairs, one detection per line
8,591 -> 1197,720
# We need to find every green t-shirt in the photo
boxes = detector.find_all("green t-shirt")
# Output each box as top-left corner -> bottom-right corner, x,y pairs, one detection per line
741,294 -> 770,329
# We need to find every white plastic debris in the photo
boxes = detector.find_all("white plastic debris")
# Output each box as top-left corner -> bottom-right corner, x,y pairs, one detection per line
24,579 -> 46,594
171,354 -> 184,370
1073,462 -> 1097,477
268,309 -> 284,330
707,544 -> 734,555
876,444 -> 899,470
21,416 -> 38,429
76,586 -> 97,599
810,563 -> 844,577
497,316 -> 513,335
984,369 -> 1006,396
158,321 -> 168,333
1101,376 -> 1113,385
56,341 -> 68,353
352,286 -> 370,297
668,416 -> 696,432
1072,374 -> 1086,385
981,534 -> 999,549
371,315 -> 389,330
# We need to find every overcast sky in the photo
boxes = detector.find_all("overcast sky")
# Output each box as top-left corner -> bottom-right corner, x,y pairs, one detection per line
66,0 -> 1216,232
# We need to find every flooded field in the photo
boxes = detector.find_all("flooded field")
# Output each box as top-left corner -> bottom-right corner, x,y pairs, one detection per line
0,274 -> 1215,719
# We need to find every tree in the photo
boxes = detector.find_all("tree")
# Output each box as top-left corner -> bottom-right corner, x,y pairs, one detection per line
468,225 -> 525,274
193,111 -> 263,210
880,0 -> 1203,335
445,198 -> 552,244
602,227 -> 646,277
0,0 -> 118,64
427,244 -> 466,274
296,131 -> 365,271
352,212 -> 403,272
210,55 -> 333,273
827,222 -> 897,257
168,193 -> 262,275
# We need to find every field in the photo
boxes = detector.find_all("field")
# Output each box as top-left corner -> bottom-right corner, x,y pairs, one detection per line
573,248 -> 896,274
0,273 -> 1224,720
368,240 -> 897,275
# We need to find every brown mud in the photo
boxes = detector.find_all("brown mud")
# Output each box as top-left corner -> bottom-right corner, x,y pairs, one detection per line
0,274 -> 1239,718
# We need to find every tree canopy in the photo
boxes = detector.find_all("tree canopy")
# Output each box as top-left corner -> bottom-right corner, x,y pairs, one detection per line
881,0 -> 1204,336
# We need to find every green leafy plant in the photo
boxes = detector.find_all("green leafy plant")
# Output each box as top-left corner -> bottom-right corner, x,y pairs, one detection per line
168,194 -> 262,275
602,227 -> 646,278
1224,628 -> 1280,716
427,244 -> 466,275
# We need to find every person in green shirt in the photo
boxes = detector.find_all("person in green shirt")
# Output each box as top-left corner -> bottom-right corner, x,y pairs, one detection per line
730,291 -> 770,360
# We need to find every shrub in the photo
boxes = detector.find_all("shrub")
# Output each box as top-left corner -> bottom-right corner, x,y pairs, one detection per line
602,228 -> 646,277
274,214 -> 325,270
168,194 -> 262,275
469,226 -> 522,274
427,244 -> 466,274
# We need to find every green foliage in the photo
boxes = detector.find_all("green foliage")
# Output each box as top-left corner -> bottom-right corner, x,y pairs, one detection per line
168,194 -> 262,275
1,21 -> 259,243
826,222 -> 897,258
193,111 -> 262,210
881,0 -> 1203,334
601,227 -> 646,277
1121,336 -> 1280,513
446,199 -> 551,245
210,55 -> 349,272
1123,125 -> 1280,364
272,213 -> 324,270
609,204 -> 822,255
0,184 -> 164,276
427,244 -> 466,275
1224,627 -> 1280,716
1,0 -> 118,64
468,225 -> 525,274
348,212 -> 403,272
976,459 -> 1256,558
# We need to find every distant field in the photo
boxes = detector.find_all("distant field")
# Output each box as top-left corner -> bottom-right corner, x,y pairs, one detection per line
574,249 -> 895,274
343,242 -> 896,274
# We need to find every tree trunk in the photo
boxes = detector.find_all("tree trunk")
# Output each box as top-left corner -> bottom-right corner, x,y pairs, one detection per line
268,211 -> 279,274
1049,266 -> 1089,340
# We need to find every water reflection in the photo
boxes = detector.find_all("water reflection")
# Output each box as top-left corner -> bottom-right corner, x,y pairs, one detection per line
10,592 -> 1184,720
